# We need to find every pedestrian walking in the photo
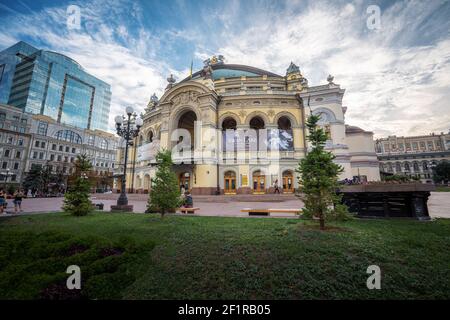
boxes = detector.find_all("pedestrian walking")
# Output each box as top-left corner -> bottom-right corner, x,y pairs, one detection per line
274,179 -> 280,194
13,189 -> 24,213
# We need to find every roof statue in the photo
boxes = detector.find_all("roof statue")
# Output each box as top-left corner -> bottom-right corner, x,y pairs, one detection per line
201,63 -> 213,80
327,74 -> 334,84
165,74 -> 176,90
203,55 -> 225,67
147,93 -> 159,110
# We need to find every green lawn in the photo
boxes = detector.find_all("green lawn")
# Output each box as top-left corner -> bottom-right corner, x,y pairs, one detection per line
0,213 -> 449,299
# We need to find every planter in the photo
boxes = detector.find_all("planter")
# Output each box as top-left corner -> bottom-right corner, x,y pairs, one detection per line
338,183 -> 435,220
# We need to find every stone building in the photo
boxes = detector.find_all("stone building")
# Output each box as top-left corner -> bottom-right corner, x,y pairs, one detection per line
0,104 -> 32,185
120,57 -> 380,195
0,103 -> 119,188
375,132 -> 450,183
27,114 -> 119,176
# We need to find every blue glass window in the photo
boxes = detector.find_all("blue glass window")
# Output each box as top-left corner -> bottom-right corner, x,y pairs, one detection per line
60,76 -> 94,129
55,129 -> 82,144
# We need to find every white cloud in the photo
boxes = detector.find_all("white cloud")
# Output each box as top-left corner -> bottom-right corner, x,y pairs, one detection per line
1,0 -> 449,138
194,0 -> 450,137
0,1 -> 168,132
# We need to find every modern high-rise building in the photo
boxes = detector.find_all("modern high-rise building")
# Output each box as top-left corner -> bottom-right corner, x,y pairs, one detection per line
0,41 -> 111,131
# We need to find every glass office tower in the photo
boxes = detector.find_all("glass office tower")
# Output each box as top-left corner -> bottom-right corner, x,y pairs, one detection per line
0,41 -> 111,131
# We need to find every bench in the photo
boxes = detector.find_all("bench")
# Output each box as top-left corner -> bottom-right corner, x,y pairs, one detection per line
178,207 -> 200,214
241,208 -> 301,216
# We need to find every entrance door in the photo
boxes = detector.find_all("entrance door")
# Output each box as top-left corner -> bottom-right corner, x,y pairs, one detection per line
179,172 -> 190,191
224,171 -> 236,194
282,171 -> 294,193
252,171 -> 265,193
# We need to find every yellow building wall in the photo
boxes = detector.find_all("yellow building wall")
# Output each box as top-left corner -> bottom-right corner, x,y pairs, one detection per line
194,164 -> 217,188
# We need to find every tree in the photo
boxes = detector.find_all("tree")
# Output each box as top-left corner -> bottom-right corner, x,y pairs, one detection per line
296,114 -> 350,230
22,162 -> 66,195
22,164 -> 44,193
433,160 -> 450,184
147,150 -> 181,218
63,154 -> 93,216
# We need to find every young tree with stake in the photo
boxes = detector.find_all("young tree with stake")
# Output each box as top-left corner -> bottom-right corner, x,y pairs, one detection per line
147,150 -> 182,218
296,114 -> 350,229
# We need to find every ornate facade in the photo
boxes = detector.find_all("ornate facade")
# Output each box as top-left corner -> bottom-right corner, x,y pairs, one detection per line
122,57 -> 380,195
376,132 -> 450,183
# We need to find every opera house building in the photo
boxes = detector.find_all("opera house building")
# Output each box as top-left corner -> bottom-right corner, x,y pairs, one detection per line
124,56 -> 380,195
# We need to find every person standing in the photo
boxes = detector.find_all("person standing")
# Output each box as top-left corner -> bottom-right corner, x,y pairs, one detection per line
13,189 -> 24,213
274,179 -> 280,194
0,190 -> 5,214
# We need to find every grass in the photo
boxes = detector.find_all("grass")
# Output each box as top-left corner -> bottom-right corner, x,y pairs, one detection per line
435,186 -> 450,192
0,212 -> 449,299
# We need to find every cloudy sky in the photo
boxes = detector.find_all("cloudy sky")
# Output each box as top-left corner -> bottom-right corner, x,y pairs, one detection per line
0,0 -> 449,137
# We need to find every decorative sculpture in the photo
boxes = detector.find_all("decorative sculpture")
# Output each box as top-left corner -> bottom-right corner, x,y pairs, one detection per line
327,74 -> 334,84
147,93 -> 159,110
166,74 -> 176,90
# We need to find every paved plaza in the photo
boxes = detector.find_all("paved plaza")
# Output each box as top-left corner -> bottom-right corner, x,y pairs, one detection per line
0,192 -> 449,218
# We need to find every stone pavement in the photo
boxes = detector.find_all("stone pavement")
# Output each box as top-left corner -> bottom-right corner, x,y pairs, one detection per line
0,192 -> 449,218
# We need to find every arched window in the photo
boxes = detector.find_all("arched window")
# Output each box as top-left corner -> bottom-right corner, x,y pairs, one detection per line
147,131 -> 154,143
413,162 -> 420,172
177,111 -> 197,150
55,130 -> 82,144
422,162 -> 428,171
396,162 -> 401,172
277,116 -> 293,151
387,163 -> 393,172
249,116 -> 265,151
249,116 -> 265,130
222,117 -> 237,152
404,162 -> 410,171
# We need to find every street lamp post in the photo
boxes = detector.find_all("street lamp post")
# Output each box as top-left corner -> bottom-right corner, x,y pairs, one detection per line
111,106 -> 143,211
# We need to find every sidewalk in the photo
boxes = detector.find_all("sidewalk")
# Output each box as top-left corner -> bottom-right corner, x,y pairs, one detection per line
0,192 -> 448,218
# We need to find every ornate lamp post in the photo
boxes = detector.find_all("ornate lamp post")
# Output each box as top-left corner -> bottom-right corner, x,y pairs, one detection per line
111,106 -> 143,211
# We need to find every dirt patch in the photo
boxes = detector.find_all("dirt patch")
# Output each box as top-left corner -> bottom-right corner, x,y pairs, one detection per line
63,243 -> 89,256
40,281 -> 84,300
100,247 -> 124,257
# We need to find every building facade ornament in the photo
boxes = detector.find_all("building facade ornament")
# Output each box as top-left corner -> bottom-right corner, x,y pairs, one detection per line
171,90 -> 200,106
120,61 -> 379,195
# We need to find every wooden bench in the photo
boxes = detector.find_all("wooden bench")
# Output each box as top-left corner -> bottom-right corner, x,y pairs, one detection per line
178,207 -> 200,214
241,208 -> 301,216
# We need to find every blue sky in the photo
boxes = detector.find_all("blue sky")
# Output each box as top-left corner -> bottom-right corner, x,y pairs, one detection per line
1,0 -> 449,136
